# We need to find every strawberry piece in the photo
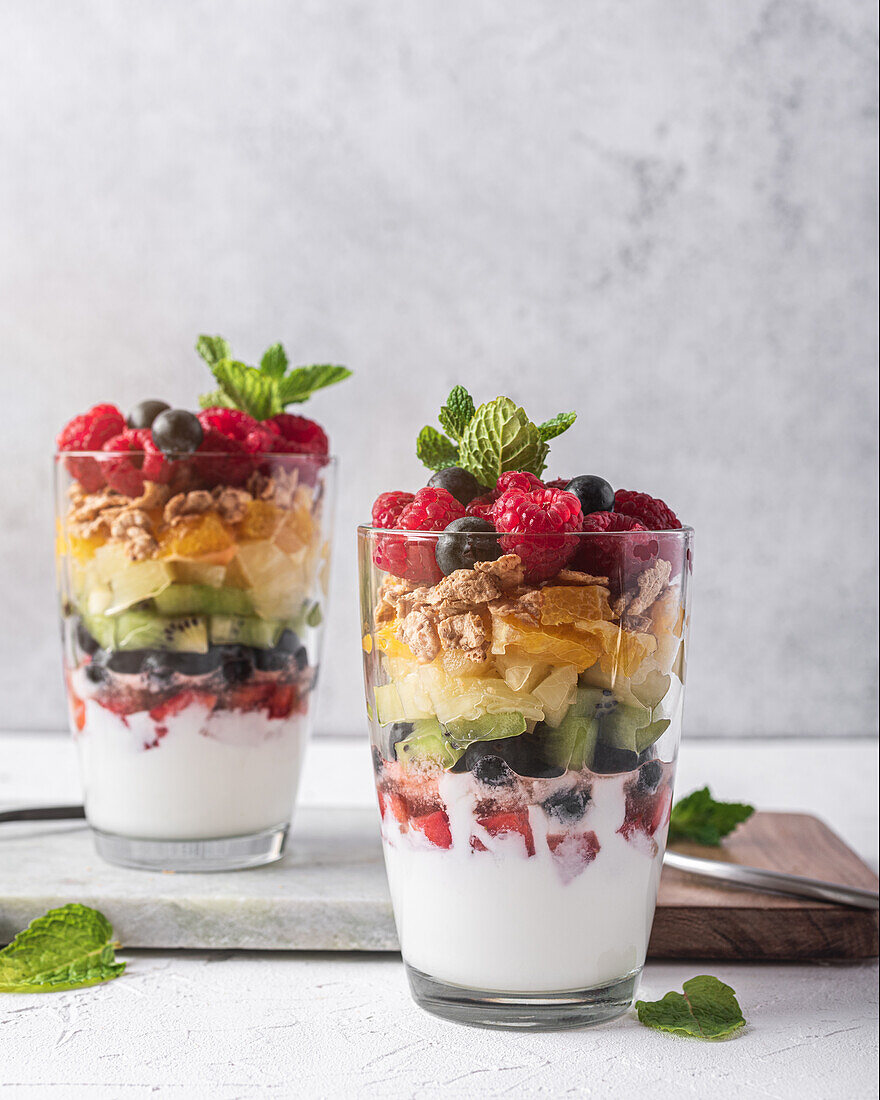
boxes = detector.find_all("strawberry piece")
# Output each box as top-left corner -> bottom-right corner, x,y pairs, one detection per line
619,785 -> 673,842
224,682 -> 276,712
547,830 -> 601,883
267,683 -> 297,719
476,810 -> 535,857
149,689 -> 218,723
411,810 -> 453,849
469,835 -> 489,852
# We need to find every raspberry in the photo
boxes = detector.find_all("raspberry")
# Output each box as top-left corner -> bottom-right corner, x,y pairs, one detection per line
466,491 -> 497,521
545,477 -> 571,490
614,489 -> 681,531
57,404 -> 126,491
101,429 -> 170,497
372,491 -> 415,529
495,471 -> 544,495
372,487 -> 465,584
573,510 -> 661,590
465,472 -> 544,521
265,413 -> 329,456
492,487 -> 582,582
193,429 -> 251,487
197,407 -> 259,444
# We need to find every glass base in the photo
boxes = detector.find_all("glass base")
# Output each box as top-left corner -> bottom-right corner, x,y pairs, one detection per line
405,964 -> 640,1030
91,823 -> 289,872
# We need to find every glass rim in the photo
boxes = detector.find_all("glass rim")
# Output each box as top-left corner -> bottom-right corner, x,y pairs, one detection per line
55,450 -> 338,461
357,523 -> 693,538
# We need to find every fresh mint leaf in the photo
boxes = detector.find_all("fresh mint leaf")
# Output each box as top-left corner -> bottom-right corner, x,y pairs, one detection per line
537,411 -> 577,443
458,397 -> 543,484
636,975 -> 745,1039
260,343 -> 289,380
210,360 -> 279,420
276,365 -> 352,406
0,903 -> 125,993
668,787 -> 754,846
417,426 -> 460,471
198,388 -> 236,410
438,386 -> 476,442
195,334 -> 232,368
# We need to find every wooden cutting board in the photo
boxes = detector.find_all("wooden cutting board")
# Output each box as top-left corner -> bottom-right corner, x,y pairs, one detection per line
650,811 -> 879,959
2,810 -> 876,958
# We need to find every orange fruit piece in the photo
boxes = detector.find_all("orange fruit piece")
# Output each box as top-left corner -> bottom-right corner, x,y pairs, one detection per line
490,615 -> 601,672
373,622 -> 417,660
67,533 -> 107,564
239,500 -> 282,540
159,513 -> 235,561
540,585 -> 614,626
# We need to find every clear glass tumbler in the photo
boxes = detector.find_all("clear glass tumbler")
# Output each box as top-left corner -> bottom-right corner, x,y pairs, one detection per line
358,523 -> 692,1028
56,445 -> 335,871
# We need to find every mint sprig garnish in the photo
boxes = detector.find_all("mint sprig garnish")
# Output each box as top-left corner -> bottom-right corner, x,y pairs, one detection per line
636,975 -> 746,1039
196,335 -> 351,420
417,388 -> 575,482
668,787 -> 755,846
0,904 -> 125,993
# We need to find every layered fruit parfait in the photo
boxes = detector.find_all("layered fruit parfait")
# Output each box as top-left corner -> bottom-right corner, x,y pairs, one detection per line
55,335 -> 348,869
359,389 -> 692,1026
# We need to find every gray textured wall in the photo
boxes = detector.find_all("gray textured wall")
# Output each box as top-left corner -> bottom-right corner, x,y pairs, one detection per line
1,0 -> 877,737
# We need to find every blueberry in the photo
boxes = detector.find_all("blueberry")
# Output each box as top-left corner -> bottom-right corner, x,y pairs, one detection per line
469,732 -> 564,780
371,745 -> 384,775
542,786 -> 591,823
427,467 -> 487,507
277,629 -> 309,670
105,650 -> 151,674
435,517 -> 502,576
565,475 -> 615,516
85,661 -> 107,684
637,759 -> 663,792
465,745 -> 516,787
151,409 -> 204,455
126,400 -> 170,430
590,742 -> 640,774
144,649 -> 222,678
75,620 -> 101,657
220,646 -> 255,685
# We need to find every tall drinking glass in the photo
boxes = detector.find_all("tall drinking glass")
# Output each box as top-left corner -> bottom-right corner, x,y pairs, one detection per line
56,446 -> 335,871
359,524 -> 692,1028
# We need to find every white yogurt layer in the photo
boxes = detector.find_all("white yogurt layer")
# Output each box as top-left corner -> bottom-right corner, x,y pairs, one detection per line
381,770 -> 668,993
75,696 -> 308,840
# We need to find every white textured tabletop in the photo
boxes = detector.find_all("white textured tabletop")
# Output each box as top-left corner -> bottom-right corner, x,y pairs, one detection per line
1,733 -> 878,1099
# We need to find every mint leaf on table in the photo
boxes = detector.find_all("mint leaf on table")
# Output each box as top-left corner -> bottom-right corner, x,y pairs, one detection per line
458,397 -> 545,483
195,334 -> 232,368
417,426 -> 460,471
668,787 -> 755,846
437,385 -> 476,442
275,364 -> 352,405
636,975 -> 745,1039
259,342 -> 289,380
537,411 -> 577,442
0,904 -> 125,994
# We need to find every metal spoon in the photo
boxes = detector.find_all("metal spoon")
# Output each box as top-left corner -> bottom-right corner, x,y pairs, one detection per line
0,804 -> 86,824
664,849 -> 879,910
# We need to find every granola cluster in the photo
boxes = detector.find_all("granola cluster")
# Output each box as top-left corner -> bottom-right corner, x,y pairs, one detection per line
66,466 -> 305,561
376,553 -> 672,665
